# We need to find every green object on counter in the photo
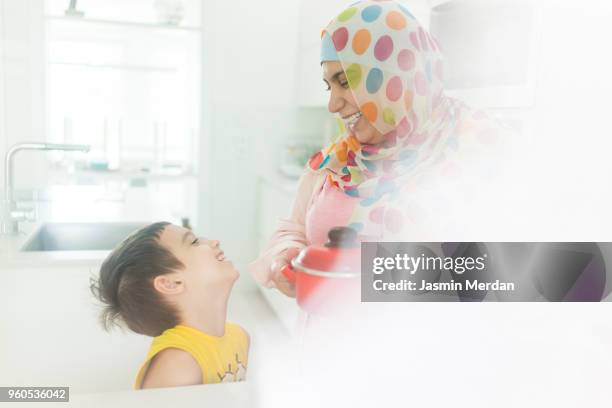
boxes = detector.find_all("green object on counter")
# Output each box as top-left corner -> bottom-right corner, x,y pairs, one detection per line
89,161 -> 109,171
129,178 -> 148,187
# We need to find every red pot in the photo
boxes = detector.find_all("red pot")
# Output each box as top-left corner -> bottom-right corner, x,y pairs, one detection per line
281,227 -> 361,315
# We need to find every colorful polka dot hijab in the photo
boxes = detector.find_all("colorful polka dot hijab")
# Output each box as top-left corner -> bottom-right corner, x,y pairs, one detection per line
308,0 -> 501,239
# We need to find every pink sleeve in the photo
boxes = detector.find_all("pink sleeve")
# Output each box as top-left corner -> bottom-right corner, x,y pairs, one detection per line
248,170 -> 324,287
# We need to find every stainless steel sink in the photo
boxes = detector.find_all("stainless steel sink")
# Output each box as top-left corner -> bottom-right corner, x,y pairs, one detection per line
20,222 -> 147,252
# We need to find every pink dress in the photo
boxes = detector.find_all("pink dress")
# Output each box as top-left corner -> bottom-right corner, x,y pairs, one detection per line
305,177 -> 359,246
248,171 -> 359,287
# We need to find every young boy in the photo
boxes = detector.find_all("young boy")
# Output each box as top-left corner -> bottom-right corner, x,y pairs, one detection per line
90,222 -> 249,389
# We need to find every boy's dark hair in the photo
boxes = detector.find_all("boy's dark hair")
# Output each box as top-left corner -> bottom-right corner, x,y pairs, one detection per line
90,222 -> 184,337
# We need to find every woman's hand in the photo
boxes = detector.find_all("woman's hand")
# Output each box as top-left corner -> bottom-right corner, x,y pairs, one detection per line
270,247 -> 301,298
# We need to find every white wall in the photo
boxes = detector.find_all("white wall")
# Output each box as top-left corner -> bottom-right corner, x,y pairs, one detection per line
0,0 -> 45,197
521,0 -> 612,239
198,0 -> 301,290
0,2 -> 5,186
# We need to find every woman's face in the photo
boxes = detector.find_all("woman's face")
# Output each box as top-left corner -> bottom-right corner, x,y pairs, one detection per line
322,61 -> 386,145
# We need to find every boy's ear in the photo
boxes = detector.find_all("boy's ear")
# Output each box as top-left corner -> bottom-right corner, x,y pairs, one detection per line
153,274 -> 184,295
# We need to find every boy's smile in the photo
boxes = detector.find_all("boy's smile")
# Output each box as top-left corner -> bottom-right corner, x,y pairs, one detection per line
158,224 -> 240,290
180,229 -> 226,262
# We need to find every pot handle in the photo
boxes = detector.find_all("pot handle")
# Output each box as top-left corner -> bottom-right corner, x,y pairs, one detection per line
281,263 -> 296,284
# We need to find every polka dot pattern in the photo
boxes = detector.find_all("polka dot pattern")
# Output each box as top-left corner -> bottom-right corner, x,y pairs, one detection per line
332,27 -> 349,51
361,101 -> 378,123
335,140 -> 348,161
385,11 -> 407,30
310,0 -> 500,240
382,107 -> 396,125
397,49 -> 415,71
346,63 -> 362,89
308,151 -> 324,170
338,7 -> 358,22
414,71 -> 428,96
361,5 -> 382,22
321,0 -> 448,162
352,29 -> 371,55
366,67 -> 384,93
386,76 -> 402,101
374,35 -> 393,61
404,89 -> 413,112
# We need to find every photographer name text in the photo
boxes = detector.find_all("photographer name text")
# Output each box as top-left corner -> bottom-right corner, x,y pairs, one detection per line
371,253 -> 515,292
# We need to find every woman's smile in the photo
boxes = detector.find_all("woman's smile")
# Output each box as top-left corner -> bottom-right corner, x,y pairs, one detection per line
322,61 -> 385,145
344,111 -> 363,132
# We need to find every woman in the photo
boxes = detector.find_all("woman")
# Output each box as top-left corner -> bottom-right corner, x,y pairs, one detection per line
250,0 -> 502,297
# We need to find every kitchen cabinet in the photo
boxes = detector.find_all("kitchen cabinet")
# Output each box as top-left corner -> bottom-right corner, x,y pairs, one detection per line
430,0 -> 537,109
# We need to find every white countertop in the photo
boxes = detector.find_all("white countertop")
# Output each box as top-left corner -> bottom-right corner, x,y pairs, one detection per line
71,381 -> 252,408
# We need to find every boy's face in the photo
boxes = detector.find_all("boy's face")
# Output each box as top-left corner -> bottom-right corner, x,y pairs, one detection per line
159,224 -> 239,295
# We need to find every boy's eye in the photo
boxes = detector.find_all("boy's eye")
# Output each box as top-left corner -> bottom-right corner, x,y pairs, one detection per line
340,81 -> 349,88
191,237 -> 200,246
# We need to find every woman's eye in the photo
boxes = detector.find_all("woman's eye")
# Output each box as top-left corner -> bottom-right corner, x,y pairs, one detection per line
191,237 -> 200,246
340,81 -> 349,89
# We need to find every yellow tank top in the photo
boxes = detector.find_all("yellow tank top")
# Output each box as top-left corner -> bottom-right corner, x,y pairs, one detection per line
134,322 -> 249,389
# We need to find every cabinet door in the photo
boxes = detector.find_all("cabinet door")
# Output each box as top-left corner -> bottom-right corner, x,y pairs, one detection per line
430,0 -> 537,108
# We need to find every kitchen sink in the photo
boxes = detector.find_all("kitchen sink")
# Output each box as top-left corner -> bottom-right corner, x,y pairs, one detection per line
20,222 -> 147,252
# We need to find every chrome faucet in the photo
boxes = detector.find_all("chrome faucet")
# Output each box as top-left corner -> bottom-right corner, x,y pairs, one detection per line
1,142 -> 90,235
